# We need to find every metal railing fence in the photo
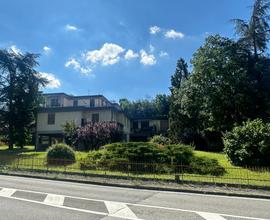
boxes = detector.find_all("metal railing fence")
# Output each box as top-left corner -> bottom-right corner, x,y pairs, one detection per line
0,156 -> 269,188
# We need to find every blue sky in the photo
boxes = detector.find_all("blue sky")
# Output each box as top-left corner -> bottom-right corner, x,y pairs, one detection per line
0,0 -> 253,101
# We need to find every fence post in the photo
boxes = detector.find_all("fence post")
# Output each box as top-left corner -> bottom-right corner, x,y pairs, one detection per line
246,168 -> 250,186
181,160 -> 184,182
17,157 -> 20,170
31,157 -> 34,172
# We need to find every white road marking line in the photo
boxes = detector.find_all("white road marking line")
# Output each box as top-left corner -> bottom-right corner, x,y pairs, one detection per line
1,195 -> 108,216
197,212 -> 226,220
0,186 -> 268,220
105,201 -> 139,220
44,194 -> 65,206
129,203 -> 268,220
0,188 -> 16,197
2,175 -> 269,202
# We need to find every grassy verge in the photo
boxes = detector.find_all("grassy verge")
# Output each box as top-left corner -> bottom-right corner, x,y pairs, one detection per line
0,146 -> 269,187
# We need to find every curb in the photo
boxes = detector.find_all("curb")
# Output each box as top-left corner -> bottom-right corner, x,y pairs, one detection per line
1,172 -> 270,200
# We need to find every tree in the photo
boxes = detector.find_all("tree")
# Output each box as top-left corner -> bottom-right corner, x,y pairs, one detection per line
0,49 -> 47,149
232,0 -> 270,57
62,121 -> 78,147
169,58 -> 197,143
154,94 -> 170,117
169,35 -> 270,148
232,0 -> 270,120
170,58 -> 189,90
119,94 -> 170,119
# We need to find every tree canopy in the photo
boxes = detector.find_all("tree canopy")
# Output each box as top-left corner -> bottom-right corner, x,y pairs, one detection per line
119,94 -> 170,119
169,0 -> 270,149
0,49 -> 47,149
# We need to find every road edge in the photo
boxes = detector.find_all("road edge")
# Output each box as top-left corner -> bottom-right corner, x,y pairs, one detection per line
0,172 -> 269,200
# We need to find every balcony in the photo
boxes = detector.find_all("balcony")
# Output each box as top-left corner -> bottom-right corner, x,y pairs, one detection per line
131,126 -> 157,135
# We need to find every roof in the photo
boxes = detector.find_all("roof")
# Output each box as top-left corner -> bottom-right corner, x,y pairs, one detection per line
42,92 -> 112,105
43,92 -> 106,99
38,106 -> 124,113
131,116 -> 168,120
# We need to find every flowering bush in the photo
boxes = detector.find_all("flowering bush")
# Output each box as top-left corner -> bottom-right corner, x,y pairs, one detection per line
76,122 -> 123,150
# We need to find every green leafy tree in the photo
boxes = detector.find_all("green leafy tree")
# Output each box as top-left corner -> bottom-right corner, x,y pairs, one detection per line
232,0 -> 270,57
119,94 -> 170,119
62,121 -> 78,147
169,35 -> 270,147
170,58 -> 189,90
232,0 -> 270,120
0,49 -> 47,149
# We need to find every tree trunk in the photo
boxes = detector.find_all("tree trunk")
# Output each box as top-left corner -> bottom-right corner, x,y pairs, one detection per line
8,124 -> 14,150
8,69 -> 15,150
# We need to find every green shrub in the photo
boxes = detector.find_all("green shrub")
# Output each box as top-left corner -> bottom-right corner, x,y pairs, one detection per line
103,142 -> 162,163
150,135 -> 171,145
46,143 -> 76,165
162,144 -> 194,165
190,156 -> 225,176
223,119 -> 270,167
79,142 -> 225,176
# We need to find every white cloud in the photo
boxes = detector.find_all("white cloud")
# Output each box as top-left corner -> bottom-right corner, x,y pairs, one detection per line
40,72 -> 61,89
65,24 -> 78,31
140,49 -> 156,66
149,44 -> 155,53
9,45 -> 21,54
84,43 -> 125,65
150,26 -> 161,35
43,46 -> 51,54
124,49 -> 139,60
165,29 -> 184,39
159,51 -> 168,57
65,58 -> 92,75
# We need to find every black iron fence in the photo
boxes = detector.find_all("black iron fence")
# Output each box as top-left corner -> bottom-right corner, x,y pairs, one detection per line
0,156 -> 270,188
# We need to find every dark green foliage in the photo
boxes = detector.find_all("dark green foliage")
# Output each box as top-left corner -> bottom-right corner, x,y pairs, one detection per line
119,94 -> 170,119
170,58 -> 190,90
189,156 -> 226,176
150,135 -> 171,145
79,142 -> 224,176
46,143 -> 76,165
102,142 -> 162,163
169,34 -> 270,150
223,119 -> 270,167
232,0 -> 270,56
62,121 -> 78,147
162,144 -> 194,165
0,49 -> 47,149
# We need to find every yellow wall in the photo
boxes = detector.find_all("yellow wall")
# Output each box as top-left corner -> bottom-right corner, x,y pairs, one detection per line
37,111 -> 83,132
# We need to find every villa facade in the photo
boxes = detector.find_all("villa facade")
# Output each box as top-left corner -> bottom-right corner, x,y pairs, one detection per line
36,93 -> 130,149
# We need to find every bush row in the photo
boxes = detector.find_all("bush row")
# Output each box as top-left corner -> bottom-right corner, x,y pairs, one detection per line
80,142 -> 225,176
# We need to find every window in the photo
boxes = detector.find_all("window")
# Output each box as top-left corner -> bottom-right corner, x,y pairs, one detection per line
90,99 -> 95,107
141,121 -> 149,129
92,113 -> 99,123
133,121 -> 138,129
39,136 -> 49,145
73,100 -> 78,107
48,113 -> 55,125
50,98 -> 59,107
81,118 -> 86,126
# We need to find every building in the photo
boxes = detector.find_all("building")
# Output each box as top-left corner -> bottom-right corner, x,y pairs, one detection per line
36,93 -> 130,149
130,116 -> 169,141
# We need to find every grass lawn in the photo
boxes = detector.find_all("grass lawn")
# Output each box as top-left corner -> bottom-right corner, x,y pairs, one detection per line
0,145 -> 269,187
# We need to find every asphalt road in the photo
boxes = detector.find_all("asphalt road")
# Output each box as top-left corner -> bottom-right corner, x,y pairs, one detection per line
0,175 -> 269,220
